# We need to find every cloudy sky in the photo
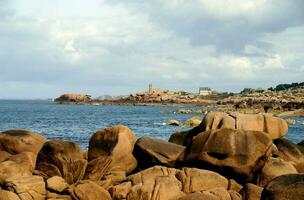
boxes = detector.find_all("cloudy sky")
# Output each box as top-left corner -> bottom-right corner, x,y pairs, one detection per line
0,0 -> 303,99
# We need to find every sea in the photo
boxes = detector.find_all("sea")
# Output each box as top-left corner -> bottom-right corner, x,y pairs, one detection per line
0,100 -> 303,149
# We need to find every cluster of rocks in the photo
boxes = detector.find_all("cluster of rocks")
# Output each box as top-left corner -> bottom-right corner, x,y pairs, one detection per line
217,87 -> 304,112
167,117 -> 203,127
54,94 -> 92,104
121,90 -> 215,105
54,92 -> 216,106
160,109 -> 209,114
0,112 -> 303,200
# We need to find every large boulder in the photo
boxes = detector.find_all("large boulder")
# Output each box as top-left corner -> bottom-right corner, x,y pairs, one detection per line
257,158 -> 298,187
69,180 -> 112,200
0,152 -> 36,183
182,128 -> 273,181
0,189 -> 20,200
273,138 -> 304,172
261,174 -> 304,200
0,129 -> 46,155
3,175 -> 46,200
133,136 -> 185,169
85,125 -> 137,181
47,176 -> 69,193
35,140 -> 87,184
170,112 -> 288,146
111,166 -> 233,200
176,168 -> 228,193
126,166 -> 184,200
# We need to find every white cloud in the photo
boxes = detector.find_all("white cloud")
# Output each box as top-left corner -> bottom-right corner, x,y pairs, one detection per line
0,0 -> 303,98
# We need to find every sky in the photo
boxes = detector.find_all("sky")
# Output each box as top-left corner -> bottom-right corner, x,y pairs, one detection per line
0,0 -> 304,99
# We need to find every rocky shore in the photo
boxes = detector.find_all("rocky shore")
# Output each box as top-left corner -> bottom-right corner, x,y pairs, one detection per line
53,85 -> 304,117
54,93 -> 216,106
0,111 -> 303,200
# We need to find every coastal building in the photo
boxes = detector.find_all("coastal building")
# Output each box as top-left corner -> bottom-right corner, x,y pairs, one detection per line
148,84 -> 161,94
199,87 -> 212,96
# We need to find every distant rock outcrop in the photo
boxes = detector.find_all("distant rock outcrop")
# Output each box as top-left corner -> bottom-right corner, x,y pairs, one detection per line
54,93 -> 92,104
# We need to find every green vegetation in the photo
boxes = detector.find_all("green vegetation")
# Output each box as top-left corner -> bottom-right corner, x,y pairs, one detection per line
268,82 -> 304,91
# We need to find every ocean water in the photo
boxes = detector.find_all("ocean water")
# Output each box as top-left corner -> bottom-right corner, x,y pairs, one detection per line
0,100 -> 303,149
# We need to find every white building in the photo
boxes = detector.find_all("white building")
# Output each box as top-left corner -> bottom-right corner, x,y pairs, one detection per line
199,87 -> 212,96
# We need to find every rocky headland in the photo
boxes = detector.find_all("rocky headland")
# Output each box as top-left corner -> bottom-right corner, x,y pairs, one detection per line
53,83 -> 304,117
0,111 -> 304,200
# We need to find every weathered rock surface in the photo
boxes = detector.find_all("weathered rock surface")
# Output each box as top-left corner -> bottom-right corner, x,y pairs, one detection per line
127,167 -> 184,200
109,181 -> 132,199
0,129 -> 46,155
177,192 -> 209,200
47,176 -> 69,193
46,192 -> 72,200
35,140 -> 87,184
261,174 -> 304,200
182,128 -> 273,181
228,179 -> 243,193
69,180 -> 112,200
176,168 -> 228,193
183,117 -> 203,127
167,119 -> 181,126
257,157 -> 298,187
242,183 -> 263,200
170,111 -> 288,146
85,125 -> 137,181
0,189 -> 20,200
0,150 -> 11,162
202,112 -> 288,140
133,136 -> 185,169
111,166 -> 233,200
112,166 -> 180,200
273,138 -> 304,172
179,188 -> 239,200
0,152 -> 36,183
3,175 -> 46,200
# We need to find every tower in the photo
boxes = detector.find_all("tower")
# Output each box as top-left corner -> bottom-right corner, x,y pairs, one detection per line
149,84 -> 152,93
